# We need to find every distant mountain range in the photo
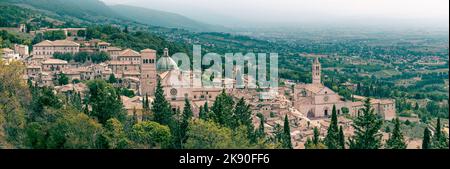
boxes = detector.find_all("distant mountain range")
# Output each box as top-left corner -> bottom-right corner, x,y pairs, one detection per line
110,4 -> 228,32
2,0 -> 228,32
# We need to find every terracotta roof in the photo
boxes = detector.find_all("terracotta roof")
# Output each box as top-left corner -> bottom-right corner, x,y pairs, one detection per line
1,48 -> 14,53
108,60 -> 139,65
55,83 -> 87,93
298,84 -> 325,94
121,96 -> 145,110
119,49 -> 140,57
351,99 -> 394,107
74,67 -> 91,72
141,49 -> 156,53
63,70 -> 81,75
34,40 -> 80,47
123,71 -> 141,75
123,77 -> 140,82
98,42 -> 110,46
33,40 -> 53,47
42,59 -> 68,64
107,47 -> 122,51
27,65 -> 41,69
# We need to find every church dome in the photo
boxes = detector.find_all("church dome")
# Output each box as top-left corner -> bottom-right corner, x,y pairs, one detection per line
157,48 -> 178,72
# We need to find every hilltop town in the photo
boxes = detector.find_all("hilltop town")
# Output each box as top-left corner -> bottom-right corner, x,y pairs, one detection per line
1,24 -> 412,148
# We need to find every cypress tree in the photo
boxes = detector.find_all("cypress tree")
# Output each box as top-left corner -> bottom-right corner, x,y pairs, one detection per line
432,118 -> 449,149
198,105 -> 205,120
339,126 -> 345,149
386,118 -> 407,149
283,115 -> 293,149
348,98 -> 383,149
142,96 -> 146,109
198,102 -> 210,120
204,102 -> 209,114
181,99 -> 193,145
83,102 -> 89,115
132,107 -> 138,124
422,127 -> 431,149
143,93 -> 149,109
304,127 -> 327,149
435,118 -> 442,141
71,91 -> 82,111
313,127 -> 320,145
152,78 -> 173,126
146,94 -> 150,109
171,99 -> 194,149
171,108 -> 182,149
305,137 -> 313,148
257,113 -> 265,138
325,105 -> 340,149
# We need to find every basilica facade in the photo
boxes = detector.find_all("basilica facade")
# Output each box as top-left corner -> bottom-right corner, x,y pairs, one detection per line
293,57 -> 396,120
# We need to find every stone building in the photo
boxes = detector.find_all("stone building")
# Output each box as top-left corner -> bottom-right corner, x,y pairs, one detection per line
30,28 -> 86,37
14,44 -> 29,58
41,58 -> 68,73
293,57 -> 396,120
140,49 -> 157,96
155,48 -> 223,113
32,40 -> 80,60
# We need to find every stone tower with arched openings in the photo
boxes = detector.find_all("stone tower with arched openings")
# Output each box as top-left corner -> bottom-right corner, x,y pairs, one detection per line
312,57 -> 321,84
140,49 -> 157,96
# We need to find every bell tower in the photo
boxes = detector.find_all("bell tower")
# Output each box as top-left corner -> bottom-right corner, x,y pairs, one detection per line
312,57 -> 321,84
140,49 -> 157,96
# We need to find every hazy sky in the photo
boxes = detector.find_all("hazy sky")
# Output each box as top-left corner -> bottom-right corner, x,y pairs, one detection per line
101,0 -> 449,27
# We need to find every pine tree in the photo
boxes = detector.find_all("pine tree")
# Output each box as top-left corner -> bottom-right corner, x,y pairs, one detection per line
108,74 -> 117,84
386,118 -> 407,149
422,127 -> 431,149
211,91 -> 235,128
152,79 -> 173,126
234,98 -> 254,141
283,115 -> 293,149
338,126 -> 345,149
325,104 -> 340,149
234,98 -> 252,127
348,98 -> 383,149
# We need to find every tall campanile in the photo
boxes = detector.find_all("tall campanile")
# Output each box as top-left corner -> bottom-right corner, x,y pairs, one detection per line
140,49 -> 157,96
312,57 -> 321,84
